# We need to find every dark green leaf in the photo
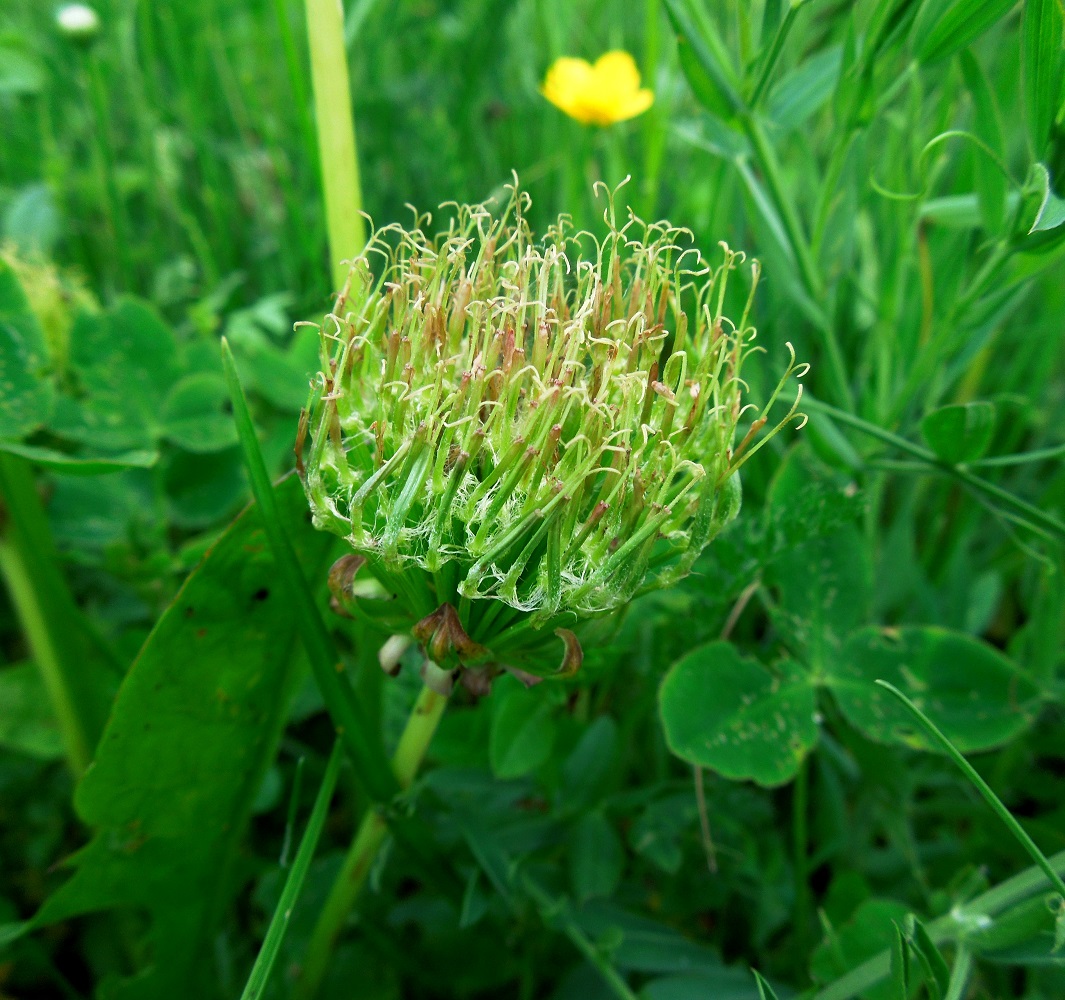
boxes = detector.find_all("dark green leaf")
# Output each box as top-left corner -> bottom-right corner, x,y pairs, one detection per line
827,626 -> 1041,752
489,677 -> 557,779
0,663 -> 63,760
33,475 -> 331,999
659,642 -> 817,787
570,812 -> 624,903
920,401 -> 996,463
160,372 -> 239,453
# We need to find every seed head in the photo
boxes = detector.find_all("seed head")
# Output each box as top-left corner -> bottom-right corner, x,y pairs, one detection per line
301,183 -> 804,691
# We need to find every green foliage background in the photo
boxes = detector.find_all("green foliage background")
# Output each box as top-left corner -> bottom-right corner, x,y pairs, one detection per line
1,0 -> 1064,998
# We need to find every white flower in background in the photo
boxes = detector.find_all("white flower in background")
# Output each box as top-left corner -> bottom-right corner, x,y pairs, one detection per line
56,4 -> 100,42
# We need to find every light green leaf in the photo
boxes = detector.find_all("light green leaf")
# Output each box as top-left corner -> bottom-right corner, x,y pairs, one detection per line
0,440 -> 158,474
663,0 -> 744,118
32,475 -> 330,999
767,46 -> 842,130
3,183 -> 61,258
1028,163 -> 1065,233
0,260 -> 53,439
959,52 -> 1008,234
659,642 -> 817,787
0,42 -> 44,95
920,401 -> 996,463
1023,0 -> 1065,154
915,0 -> 1018,64
827,626 -> 1040,752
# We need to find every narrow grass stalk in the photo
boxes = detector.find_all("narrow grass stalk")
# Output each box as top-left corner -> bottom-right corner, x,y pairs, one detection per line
221,341 -> 397,803
0,454 -> 107,776
240,739 -> 344,1000
802,396 -> 1065,543
304,0 -> 367,290
296,684 -> 449,1000
876,680 -> 1065,903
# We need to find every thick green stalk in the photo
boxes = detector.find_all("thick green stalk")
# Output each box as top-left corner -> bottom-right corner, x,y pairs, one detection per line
296,683 -> 449,1000
0,454 -> 108,776
303,0 -> 367,290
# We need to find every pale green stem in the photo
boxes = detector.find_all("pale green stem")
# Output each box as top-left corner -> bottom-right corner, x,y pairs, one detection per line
295,683 -> 449,999
0,454 -> 106,776
304,0 -> 367,290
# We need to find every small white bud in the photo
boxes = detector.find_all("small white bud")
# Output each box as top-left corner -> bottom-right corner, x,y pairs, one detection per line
56,4 -> 100,43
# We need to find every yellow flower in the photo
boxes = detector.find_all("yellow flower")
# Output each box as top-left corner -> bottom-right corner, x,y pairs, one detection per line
541,51 -> 654,126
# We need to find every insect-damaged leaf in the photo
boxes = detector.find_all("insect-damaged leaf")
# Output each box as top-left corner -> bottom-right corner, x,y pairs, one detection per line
659,641 -> 817,787
32,475 -> 331,999
827,626 -> 1040,753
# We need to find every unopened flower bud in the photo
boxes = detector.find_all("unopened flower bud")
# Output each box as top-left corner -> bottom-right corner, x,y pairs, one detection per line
301,182 -> 804,687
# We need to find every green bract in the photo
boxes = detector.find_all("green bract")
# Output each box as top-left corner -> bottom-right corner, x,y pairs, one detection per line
300,187 -> 803,690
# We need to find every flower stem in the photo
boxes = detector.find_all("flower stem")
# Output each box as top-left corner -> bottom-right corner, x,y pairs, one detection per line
0,454 -> 109,776
303,0 -> 367,291
295,682 -> 449,999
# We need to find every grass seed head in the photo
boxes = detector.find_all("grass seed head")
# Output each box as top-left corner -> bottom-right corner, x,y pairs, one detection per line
301,182 -> 804,690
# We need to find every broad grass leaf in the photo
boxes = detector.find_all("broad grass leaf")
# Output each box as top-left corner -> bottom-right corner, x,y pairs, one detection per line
959,52 -> 1007,234
32,475 -> 330,1000
920,401 -> 996,463
1022,0 -> 1065,155
915,0 -> 1018,64
826,626 -> 1041,752
663,0 -> 744,118
767,46 -> 842,131
659,642 -> 817,787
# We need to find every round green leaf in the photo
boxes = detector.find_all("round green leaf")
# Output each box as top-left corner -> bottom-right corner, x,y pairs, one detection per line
920,402 -> 995,463
827,626 -> 1041,752
161,373 -> 238,453
659,641 -> 818,787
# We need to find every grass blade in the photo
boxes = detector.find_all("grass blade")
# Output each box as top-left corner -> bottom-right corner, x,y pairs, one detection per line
240,739 -> 344,1000
875,679 -> 1065,903
221,339 -> 397,802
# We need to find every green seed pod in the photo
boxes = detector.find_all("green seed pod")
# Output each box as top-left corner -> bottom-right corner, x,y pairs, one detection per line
300,184 -> 804,690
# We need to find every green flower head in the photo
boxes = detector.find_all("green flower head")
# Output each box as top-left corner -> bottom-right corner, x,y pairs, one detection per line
300,183 -> 804,693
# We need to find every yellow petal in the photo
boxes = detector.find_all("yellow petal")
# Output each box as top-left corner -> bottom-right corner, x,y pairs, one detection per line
541,57 -> 597,123
591,51 -> 643,101
608,87 -> 654,123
